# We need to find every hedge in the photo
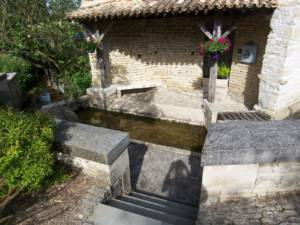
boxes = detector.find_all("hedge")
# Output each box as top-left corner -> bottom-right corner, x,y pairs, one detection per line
0,108 -> 55,206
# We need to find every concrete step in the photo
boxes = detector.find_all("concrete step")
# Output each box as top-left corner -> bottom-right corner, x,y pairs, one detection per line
119,194 -> 197,220
90,203 -> 173,225
108,199 -> 195,225
130,191 -> 198,213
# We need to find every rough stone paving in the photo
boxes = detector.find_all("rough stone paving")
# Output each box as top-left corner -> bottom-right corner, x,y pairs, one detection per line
197,191 -> 300,225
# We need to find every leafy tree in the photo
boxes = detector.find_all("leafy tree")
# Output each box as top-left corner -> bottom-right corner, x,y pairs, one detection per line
0,0 -> 91,98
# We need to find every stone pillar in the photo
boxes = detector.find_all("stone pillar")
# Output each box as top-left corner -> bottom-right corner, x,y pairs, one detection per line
88,51 -> 105,88
257,0 -> 300,117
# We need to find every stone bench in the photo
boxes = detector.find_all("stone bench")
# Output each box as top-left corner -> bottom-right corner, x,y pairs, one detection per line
114,81 -> 163,98
55,119 -> 131,192
200,120 -> 300,204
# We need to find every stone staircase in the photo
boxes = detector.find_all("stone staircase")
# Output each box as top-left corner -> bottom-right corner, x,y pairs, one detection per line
105,191 -> 198,225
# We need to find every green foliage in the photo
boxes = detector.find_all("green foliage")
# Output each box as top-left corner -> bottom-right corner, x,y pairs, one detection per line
218,63 -> 231,79
0,54 -> 36,90
63,56 -> 91,98
43,162 -> 71,188
0,108 -> 55,199
204,38 -> 231,54
0,0 -> 90,99
48,0 -> 81,18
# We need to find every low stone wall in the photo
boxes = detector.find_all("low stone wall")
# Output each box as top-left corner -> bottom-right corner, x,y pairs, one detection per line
201,162 -> 300,204
54,119 -> 131,195
86,86 -> 118,110
198,119 -> 300,223
200,119 -> 300,203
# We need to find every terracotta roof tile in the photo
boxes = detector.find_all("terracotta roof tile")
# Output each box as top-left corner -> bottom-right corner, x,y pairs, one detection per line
67,0 -> 278,20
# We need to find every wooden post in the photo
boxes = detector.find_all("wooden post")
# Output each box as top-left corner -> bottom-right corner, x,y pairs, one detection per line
199,16 -> 236,103
84,22 -> 113,89
208,13 -> 222,103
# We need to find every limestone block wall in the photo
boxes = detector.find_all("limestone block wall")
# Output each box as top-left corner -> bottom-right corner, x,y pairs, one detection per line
229,11 -> 272,107
201,162 -> 300,205
102,17 -> 206,92
85,11 -> 272,106
258,0 -> 300,113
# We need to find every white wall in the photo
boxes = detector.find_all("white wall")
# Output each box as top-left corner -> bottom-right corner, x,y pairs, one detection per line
258,0 -> 300,113
201,162 -> 300,205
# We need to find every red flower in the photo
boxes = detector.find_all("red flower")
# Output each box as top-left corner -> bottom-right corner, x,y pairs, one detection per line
199,45 -> 205,56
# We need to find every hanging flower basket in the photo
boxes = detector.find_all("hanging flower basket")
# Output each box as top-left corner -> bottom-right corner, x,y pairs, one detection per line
199,37 -> 231,61
205,37 -> 231,54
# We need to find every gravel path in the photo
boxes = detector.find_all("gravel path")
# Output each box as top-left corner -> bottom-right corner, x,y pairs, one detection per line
2,174 -> 100,225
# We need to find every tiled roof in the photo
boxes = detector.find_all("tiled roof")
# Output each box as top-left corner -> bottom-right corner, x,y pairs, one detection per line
67,0 -> 278,20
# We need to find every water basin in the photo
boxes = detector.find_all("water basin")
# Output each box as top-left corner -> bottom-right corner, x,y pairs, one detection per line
76,108 -> 206,152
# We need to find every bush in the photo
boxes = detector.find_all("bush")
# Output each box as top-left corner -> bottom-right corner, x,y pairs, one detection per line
0,108 -> 55,203
0,54 -> 36,91
62,55 -> 91,99
218,63 -> 231,79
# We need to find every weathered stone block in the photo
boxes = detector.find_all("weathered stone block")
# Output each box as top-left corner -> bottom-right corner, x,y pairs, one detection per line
55,119 -> 131,190
55,120 -> 129,165
202,120 -> 300,166
201,164 -> 259,204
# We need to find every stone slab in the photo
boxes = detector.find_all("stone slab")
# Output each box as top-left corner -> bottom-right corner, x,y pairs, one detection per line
89,203 -> 172,225
55,119 -> 130,165
202,120 -> 300,166
129,140 -> 202,206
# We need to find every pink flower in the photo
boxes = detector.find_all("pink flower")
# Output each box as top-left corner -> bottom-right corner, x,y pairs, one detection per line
199,45 -> 205,56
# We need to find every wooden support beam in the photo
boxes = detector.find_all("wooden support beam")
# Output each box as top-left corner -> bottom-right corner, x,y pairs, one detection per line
208,13 -> 223,103
83,22 -> 114,89
198,24 -> 213,39
83,22 -> 114,45
98,22 -> 114,42
221,26 -> 237,38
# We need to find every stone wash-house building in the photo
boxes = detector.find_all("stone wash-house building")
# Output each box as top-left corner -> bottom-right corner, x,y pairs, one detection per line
68,0 -> 300,124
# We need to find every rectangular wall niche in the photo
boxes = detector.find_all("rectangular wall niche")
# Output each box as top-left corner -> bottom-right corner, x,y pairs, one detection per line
240,45 -> 257,64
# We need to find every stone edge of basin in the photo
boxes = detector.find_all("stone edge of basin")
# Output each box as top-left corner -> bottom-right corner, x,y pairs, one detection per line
54,119 -> 130,165
201,119 -> 300,166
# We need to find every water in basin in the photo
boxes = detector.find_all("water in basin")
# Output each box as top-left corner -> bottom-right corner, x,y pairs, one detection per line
76,108 -> 206,152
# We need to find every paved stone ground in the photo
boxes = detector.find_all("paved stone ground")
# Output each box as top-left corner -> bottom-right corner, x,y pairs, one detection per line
110,87 -> 248,125
197,191 -> 300,225
128,141 -> 202,206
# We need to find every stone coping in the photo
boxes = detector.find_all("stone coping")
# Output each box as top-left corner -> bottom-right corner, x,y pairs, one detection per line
55,119 -> 130,165
201,120 -> 300,166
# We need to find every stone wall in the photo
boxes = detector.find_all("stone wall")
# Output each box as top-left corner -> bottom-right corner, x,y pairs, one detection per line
102,16 -> 206,92
258,0 -> 300,114
201,162 -> 300,205
95,12 -> 271,106
229,11 -> 272,107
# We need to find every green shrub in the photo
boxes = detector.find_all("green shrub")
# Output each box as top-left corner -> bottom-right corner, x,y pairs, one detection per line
218,63 -> 231,79
0,108 -> 55,201
62,56 -> 91,99
0,54 -> 36,90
